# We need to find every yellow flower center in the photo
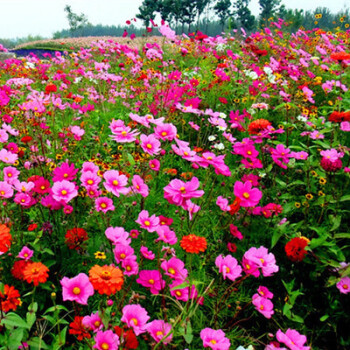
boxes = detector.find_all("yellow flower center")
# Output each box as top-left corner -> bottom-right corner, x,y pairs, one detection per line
243,192 -> 250,199
168,268 -> 176,275
144,220 -> 150,226
121,131 -> 127,136
61,190 -> 67,195
146,143 -> 152,149
101,270 -> 111,279
180,186 -> 186,193
131,318 -> 138,326
148,279 -> 155,284
175,291 -> 182,296
101,343 -> 109,350
120,253 -> 126,259
343,284 -> 348,289
161,131 -> 167,136
226,267 -> 230,273
210,340 -> 217,344
63,173 -> 68,178
87,180 -> 93,185
94,321 -> 101,327
8,173 -> 12,177
73,287 -> 81,295
156,330 -> 164,336
112,180 -> 119,186
100,203 -> 107,208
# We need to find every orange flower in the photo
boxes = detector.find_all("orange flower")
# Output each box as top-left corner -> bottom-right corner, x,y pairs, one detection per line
0,285 -> 21,312
11,260 -> 32,281
330,52 -> 350,61
229,197 -> 241,215
23,262 -> 49,286
248,119 -> 271,135
0,224 -> 12,254
89,265 -> 124,295
180,234 -> 207,254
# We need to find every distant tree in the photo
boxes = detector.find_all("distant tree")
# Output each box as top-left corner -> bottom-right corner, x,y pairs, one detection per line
234,0 -> 255,31
136,0 -> 161,27
258,0 -> 281,27
64,5 -> 90,34
194,0 -> 211,29
214,0 -> 232,30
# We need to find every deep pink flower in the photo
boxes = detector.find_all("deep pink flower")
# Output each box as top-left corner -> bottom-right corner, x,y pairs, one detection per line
103,170 -> 129,197
82,312 -> 103,332
136,270 -> 165,294
122,256 -> 139,276
95,197 -> 115,213
336,276 -> 350,294
234,181 -> 262,207
121,304 -> 150,335
14,193 -> 33,207
252,294 -> 274,318
60,273 -> 94,305
93,330 -> 120,350
257,286 -> 273,299
52,162 -> 78,182
229,224 -> 243,240
17,246 -> 34,260
276,329 -> 310,350
161,257 -> 188,280
215,255 -> 242,281
200,328 -> 231,350
80,171 -> 101,188
155,225 -> 178,245
149,159 -> 160,171
243,246 -> 279,277
3,166 -> 20,184
52,180 -> 78,204
146,320 -> 173,344
114,244 -> 134,263
154,123 -> 177,141
140,246 -> 155,260
131,175 -> 149,197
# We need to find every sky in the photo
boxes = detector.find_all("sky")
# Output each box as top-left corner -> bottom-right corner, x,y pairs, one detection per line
0,0 -> 349,39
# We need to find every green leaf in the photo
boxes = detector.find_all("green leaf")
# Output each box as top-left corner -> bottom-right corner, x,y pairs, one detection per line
170,281 -> 190,291
127,153 -> 135,166
309,236 -> 329,249
27,337 -> 49,349
339,195 -> 350,202
0,313 -> 30,329
320,315 -> 329,322
8,328 -> 24,350
271,228 -> 285,249
44,305 -> 68,314
334,233 -> 350,239
329,215 -> 341,232
26,311 -> 36,329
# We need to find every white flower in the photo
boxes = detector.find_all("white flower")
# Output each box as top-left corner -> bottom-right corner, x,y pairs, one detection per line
296,115 -> 307,122
244,70 -> 258,80
263,66 -> 273,75
219,112 -> 227,119
214,143 -> 225,150
208,135 -> 216,141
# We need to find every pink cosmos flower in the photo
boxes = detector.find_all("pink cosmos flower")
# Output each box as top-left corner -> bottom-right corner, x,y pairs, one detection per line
80,171 -> 101,188
0,181 -> 14,198
242,173 -> 260,186
336,276 -> 350,294
243,246 -> 279,277
229,224 -> 243,240
155,225 -> 178,245
140,246 -> 155,260
103,170 -> 129,197
109,119 -> 140,143
60,273 -> 94,305
271,144 -> 291,169
14,193 -> 33,207
161,257 -> 188,280
164,177 -> 204,207
183,200 -> 201,220
149,159 -> 160,171
276,329 -> 310,350
52,180 -> 78,204
131,175 -> 149,197
340,121 -> 350,131
13,181 -> 34,193
200,328 -> 231,350
95,197 -> 115,213
234,181 -> 262,207
70,125 -> 85,140
215,255 -> 242,281
114,244 -> 134,263
0,148 -> 18,164
82,161 -> 99,173
121,304 -> 150,335
169,279 -> 198,302
135,210 -> 159,232
0,129 -> 8,143
17,246 -> 34,260
216,196 -> 230,211
290,151 -> 308,160
105,226 -> 131,246
82,312 -> 103,332
146,320 -> 173,344
154,123 -> 177,141
252,293 -> 274,318
52,162 -> 79,182
3,166 -> 20,184
309,130 -> 324,140
93,330 -> 120,350
320,149 -> 344,162
122,256 -> 139,276
257,286 -> 274,299
136,270 -> 165,294
140,134 -> 161,155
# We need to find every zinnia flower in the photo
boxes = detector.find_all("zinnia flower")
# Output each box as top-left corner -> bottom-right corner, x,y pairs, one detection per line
248,119 -> 271,134
285,237 -> 308,262
0,224 -> 12,254
180,234 -> 207,254
65,228 -> 88,251
69,316 -> 91,341
23,261 -> 49,286
0,284 -> 21,312
89,265 -> 124,295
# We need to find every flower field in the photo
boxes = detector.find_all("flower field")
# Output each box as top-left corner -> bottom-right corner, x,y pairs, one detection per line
0,22 -> 349,349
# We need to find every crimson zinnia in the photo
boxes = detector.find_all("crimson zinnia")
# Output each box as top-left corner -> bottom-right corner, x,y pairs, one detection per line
180,234 -> 207,254
248,119 -> 271,134
0,285 -> 21,312
285,237 -> 309,262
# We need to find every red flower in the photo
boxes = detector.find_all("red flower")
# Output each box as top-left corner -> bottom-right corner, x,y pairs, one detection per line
219,97 -> 228,104
28,223 -> 38,231
180,234 -> 207,254
330,52 -> 350,61
248,119 -> 271,134
328,111 -> 350,123
44,83 -> 57,94
285,237 -> 309,262
0,285 -> 21,313
69,316 -> 91,341
0,224 -> 12,254
23,261 -> 49,286
229,197 -> 241,215
65,228 -> 88,251
114,326 -> 139,349
11,260 -> 32,280
21,136 -> 33,144
320,158 -> 342,173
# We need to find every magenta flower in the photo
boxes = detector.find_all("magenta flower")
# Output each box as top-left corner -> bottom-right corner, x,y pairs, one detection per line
60,273 -> 94,305
290,151 -> 308,160
3,166 -> 20,184
164,177 -> 204,207
52,180 -> 78,204
276,329 -> 310,350
252,293 -> 274,318
243,246 -> 279,277
113,244 -> 134,263
234,181 -> 262,207
146,320 -> 173,344
140,246 -> 155,260
95,197 -> 115,213
155,225 -> 178,245
161,257 -> 188,280
336,276 -> 350,294
271,144 -> 291,169
122,256 -> 139,276
80,171 -> 101,188
103,170 -> 129,197
14,193 -> 32,207
121,304 -> 150,335
154,123 -> 177,141
52,162 -> 79,182
200,328 -> 231,350
229,224 -> 243,240
0,181 -> 13,198
140,133 -> 161,155
136,270 -> 165,294
131,175 -> 149,197
215,255 -> 242,281
169,279 -> 198,302
105,226 -> 131,246
109,119 -> 139,143
82,312 -> 103,332
135,210 -> 159,232
149,159 -> 160,171
257,286 -> 274,299
93,330 -> 119,350
216,196 -> 230,212
17,246 -> 34,260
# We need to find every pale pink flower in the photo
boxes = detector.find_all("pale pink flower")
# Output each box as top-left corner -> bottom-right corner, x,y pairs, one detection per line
155,225 -> 178,245
243,246 -> 279,277
95,197 -> 115,213
80,171 -> 101,188
105,226 -> 131,245
103,170 -> 129,197
121,304 -> 150,335
131,175 -> 149,197
146,319 -> 173,344
52,180 -> 78,204
154,123 -> 177,141
216,196 -> 230,211
0,148 -> 18,164
14,193 -> 32,207
340,121 -> 350,131
252,294 -> 274,318
140,246 -> 155,260
60,273 -> 94,305
257,286 -> 274,299
140,134 -> 161,155
122,256 -> 139,276
3,166 -> 20,184
0,181 -> 14,198
336,276 -> 350,294
215,255 -> 242,281
135,210 -> 159,232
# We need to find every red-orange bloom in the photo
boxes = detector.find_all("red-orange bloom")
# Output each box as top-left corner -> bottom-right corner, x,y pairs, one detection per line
69,316 -> 91,341
285,237 -> 309,262
180,234 -> 207,254
330,52 -> 350,61
328,111 -> 350,123
0,285 -> 21,312
248,119 -> 271,135
0,224 -> 12,254
229,197 -> 241,215
23,262 -> 49,286
11,260 -> 32,280
65,228 -> 88,251
89,265 -> 124,295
